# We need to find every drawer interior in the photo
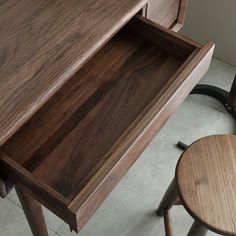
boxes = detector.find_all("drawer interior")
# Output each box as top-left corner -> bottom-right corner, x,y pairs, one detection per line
0,16 -> 214,232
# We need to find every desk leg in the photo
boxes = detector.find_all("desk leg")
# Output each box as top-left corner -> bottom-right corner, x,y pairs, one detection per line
15,186 -> 48,236
0,175 -> 14,198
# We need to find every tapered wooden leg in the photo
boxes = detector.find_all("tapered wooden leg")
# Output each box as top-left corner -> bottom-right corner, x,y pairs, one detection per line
187,220 -> 207,236
163,209 -> 173,236
156,178 -> 178,216
227,74 -> 236,108
15,186 -> 48,236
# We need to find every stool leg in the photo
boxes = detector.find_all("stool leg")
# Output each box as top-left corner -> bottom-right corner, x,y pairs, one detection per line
187,220 -> 207,236
156,178 -> 178,216
163,209 -> 173,236
16,186 -> 48,236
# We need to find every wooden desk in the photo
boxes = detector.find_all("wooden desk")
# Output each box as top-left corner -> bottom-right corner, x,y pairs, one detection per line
0,1 -> 214,235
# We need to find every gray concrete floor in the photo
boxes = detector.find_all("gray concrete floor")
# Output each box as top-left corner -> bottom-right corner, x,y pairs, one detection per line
1,58 -> 236,236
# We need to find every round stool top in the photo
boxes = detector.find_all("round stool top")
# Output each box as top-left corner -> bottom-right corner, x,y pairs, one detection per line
176,135 -> 236,235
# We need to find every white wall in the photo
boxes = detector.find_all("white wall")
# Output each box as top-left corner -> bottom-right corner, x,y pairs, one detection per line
182,0 -> 236,66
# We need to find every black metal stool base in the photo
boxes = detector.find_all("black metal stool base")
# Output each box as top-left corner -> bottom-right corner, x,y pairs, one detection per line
177,84 -> 236,151
176,142 -> 188,151
191,84 -> 236,121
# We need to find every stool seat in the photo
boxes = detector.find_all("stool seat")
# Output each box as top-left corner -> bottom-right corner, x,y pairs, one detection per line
176,135 -> 236,235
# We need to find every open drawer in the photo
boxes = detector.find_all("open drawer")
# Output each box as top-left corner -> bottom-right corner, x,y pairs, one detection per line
0,15 -> 214,232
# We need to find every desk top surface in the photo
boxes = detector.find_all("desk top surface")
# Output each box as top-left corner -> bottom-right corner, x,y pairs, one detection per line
0,0 -> 146,145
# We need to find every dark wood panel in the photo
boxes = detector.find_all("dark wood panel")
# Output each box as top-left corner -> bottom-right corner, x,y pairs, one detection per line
2,33 -> 141,166
0,16 -> 214,232
145,0 -> 189,32
32,36 -> 182,200
69,41 -> 215,231
146,0 -> 180,27
0,0 -> 147,145
171,0 -> 189,32
178,0 -> 188,25
128,15 -> 199,59
1,17 -> 197,168
3,25 -> 185,199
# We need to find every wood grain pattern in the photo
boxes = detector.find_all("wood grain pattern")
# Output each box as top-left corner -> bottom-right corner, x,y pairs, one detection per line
176,135 -> 236,236
145,0 -> 189,32
28,31 -> 183,200
177,0 -> 188,25
0,0 -> 147,145
146,0 -> 180,28
1,16 -> 198,167
70,40 -> 214,229
170,0 -> 188,32
0,16 -> 214,232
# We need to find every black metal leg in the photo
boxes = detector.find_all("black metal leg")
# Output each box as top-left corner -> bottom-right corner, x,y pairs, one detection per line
190,84 -> 236,122
176,142 -> 188,151
176,84 -> 236,151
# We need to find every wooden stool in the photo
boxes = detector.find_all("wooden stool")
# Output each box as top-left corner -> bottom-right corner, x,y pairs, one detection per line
157,135 -> 236,236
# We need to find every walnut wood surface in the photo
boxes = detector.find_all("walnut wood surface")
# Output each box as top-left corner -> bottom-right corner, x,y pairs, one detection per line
33,35 -> 182,200
0,0 -> 147,146
176,135 -> 236,236
170,0 -> 188,32
0,16 -> 214,232
144,0 -> 189,33
177,0 -> 188,25
146,0 -> 180,27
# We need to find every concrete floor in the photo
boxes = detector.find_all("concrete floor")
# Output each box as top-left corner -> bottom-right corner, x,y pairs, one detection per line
1,58 -> 236,236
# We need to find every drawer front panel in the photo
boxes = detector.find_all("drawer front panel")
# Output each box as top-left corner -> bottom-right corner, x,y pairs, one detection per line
146,0 -> 180,27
